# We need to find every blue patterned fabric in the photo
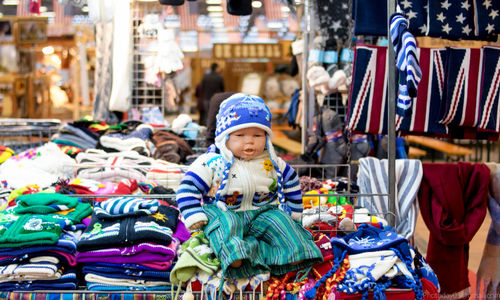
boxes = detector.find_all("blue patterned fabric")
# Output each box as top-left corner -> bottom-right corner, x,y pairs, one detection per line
478,46 -> 500,132
427,0 -> 475,40
474,0 -> 500,37
398,0 -> 428,35
390,13 -> 422,116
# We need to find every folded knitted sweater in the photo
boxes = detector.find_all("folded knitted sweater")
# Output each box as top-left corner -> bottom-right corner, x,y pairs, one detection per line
77,198 -> 179,252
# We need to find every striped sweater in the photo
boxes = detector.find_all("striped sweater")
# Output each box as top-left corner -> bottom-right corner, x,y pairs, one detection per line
176,151 -> 302,228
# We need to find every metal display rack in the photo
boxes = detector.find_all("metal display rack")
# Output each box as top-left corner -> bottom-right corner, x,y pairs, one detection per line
300,0 -> 397,227
0,118 -> 60,152
131,1 -> 166,118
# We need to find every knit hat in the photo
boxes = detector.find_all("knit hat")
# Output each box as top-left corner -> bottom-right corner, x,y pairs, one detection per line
214,94 -> 285,208
329,223 -> 412,281
227,0 -> 252,16
170,232 -> 220,285
311,232 -> 335,279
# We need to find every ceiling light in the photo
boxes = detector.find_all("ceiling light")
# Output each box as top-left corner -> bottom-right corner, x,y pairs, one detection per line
206,0 -> 222,4
207,5 -> 223,12
42,12 -> 55,17
208,12 -> 223,17
42,46 -> 55,55
211,17 -> 224,23
267,21 -> 283,29
2,0 -> 19,5
251,1 -> 262,8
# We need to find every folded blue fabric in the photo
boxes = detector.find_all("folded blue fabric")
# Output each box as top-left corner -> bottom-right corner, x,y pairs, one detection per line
86,283 -> 171,291
353,0 -> 387,36
83,266 -> 171,281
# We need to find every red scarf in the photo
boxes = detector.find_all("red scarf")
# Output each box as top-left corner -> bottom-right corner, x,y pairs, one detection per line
418,162 -> 489,298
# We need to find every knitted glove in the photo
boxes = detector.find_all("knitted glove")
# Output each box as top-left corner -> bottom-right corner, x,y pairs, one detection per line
307,66 -> 330,93
320,109 -> 346,177
156,29 -> 184,74
308,36 -> 326,67
327,69 -> 347,93
346,135 -> 370,180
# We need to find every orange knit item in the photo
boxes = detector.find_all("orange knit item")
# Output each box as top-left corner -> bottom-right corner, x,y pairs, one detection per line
322,258 -> 350,300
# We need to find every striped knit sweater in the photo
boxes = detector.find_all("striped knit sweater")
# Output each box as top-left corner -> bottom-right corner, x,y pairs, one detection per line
176,151 -> 302,228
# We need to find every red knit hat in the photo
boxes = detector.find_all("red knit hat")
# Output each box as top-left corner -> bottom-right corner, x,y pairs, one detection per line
310,231 -> 335,279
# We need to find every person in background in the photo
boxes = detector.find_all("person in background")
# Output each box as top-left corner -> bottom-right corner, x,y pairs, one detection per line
198,63 -> 225,126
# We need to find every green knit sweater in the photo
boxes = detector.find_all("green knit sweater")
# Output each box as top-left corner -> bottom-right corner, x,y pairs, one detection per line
0,193 -> 92,248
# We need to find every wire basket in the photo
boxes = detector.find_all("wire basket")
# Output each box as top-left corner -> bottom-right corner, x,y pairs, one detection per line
0,119 -> 60,153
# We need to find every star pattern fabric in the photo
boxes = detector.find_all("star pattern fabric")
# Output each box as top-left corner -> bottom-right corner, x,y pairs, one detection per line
428,0 -> 476,39
353,0 -> 498,40
316,0 -> 350,52
398,0 -> 428,35
475,0 -> 500,36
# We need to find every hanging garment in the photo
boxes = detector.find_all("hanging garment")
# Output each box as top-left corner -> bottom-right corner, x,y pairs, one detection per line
397,48 -> 449,135
427,0 -> 476,40
346,45 -> 388,134
92,22 -> 118,124
357,157 -> 423,239
397,0 -> 428,35
477,46 -> 500,133
439,47 -> 482,128
353,0 -> 387,36
418,162 -> 489,299
390,13 -> 422,117
474,0 -> 500,37
108,0 -> 132,112
316,0 -> 350,45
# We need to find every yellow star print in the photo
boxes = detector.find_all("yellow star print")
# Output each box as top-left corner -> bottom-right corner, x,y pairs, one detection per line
152,212 -> 168,222
262,159 -> 273,175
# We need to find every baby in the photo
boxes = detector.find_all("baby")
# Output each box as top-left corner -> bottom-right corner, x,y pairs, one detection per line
176,94 -> 322,278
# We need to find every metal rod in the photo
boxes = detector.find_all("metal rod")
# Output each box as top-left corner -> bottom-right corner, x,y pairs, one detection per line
387,0 -> 397,228
301,0 -> 311,154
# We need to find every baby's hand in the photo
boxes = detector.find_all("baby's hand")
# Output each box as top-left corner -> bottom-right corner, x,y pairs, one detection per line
190,221 -> 208,230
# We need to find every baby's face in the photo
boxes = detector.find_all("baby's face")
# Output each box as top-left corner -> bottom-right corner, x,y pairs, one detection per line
226,127 -> 267,160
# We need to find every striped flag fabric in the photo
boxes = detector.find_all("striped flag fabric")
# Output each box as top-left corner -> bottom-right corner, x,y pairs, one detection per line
17,0 -> 30,16
346,45 -> 388,135
478,46 -> 500,132
221,1 -> 239,29
397,48 -> 449,134
53,0 -> 73,25
439,47 -> 482,127
264,0 -> 283,21
177,2 -> 198,31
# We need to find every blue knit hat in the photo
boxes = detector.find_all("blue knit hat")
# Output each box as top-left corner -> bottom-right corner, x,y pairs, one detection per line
214,94 -> 286,208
